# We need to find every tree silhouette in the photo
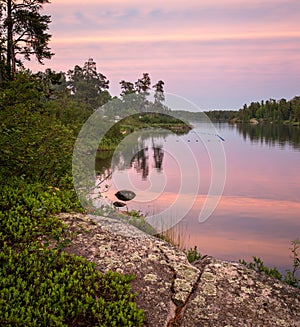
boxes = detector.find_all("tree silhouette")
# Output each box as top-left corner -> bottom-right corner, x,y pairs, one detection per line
67,58 -> 110,108
0,0 -> 53,80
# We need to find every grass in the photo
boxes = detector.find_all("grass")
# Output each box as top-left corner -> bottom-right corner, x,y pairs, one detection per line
158,224 -> 188,250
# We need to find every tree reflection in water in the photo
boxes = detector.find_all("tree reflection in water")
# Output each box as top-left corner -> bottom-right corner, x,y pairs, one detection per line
235,123 -> 300,150
129,143 -> 165,179
153,145 -> 164,171
131,147 -> 149,180
95,129 -> 173,185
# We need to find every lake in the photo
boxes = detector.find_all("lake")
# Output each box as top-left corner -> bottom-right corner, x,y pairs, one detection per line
94,122 -> 300,273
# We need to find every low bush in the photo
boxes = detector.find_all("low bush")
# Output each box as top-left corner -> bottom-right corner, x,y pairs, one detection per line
186,245 -> 202,263
0,244 -> 144,326
0,178 -> 81,247
240,239 -> 300,288
0,179 -> 144,326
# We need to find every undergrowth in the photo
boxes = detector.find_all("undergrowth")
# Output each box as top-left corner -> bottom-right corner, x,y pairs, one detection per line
0,179 -> 144,326
0,75 -> 144,326
240,239 -> 300,288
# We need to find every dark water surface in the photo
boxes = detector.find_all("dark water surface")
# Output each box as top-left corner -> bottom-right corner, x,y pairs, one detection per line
95,123 -> 300,272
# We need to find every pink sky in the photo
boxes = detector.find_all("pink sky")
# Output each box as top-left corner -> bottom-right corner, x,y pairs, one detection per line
27,0 -> 300,109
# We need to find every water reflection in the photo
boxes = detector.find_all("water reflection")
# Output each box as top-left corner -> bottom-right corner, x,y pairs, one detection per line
95,129 -> 169,181
153,146 -> 164,171
130,145 -> 164,179
234,123 -> 300,150
131,147 -> 149,179
94,122 -> 300,272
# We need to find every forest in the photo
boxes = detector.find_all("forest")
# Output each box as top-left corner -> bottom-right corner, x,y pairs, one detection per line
234,97 -> 300,124
203,98 -> 300,124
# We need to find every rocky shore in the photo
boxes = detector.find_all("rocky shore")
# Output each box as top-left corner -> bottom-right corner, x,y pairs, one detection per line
60,213 -> 300,327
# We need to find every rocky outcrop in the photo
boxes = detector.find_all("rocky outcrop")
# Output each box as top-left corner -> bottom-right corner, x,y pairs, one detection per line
250,118 -> 259,125
60,213 -> 300,327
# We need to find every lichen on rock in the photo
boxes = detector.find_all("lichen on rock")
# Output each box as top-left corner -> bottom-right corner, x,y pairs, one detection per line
59,213 -> 300,327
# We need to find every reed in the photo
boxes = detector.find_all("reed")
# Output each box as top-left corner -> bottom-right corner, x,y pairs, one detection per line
158,220 -> 189,250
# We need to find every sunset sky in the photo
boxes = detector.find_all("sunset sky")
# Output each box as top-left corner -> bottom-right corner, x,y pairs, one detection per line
28,0 -> 300,109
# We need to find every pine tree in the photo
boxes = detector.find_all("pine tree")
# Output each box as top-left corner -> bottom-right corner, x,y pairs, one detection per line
0,0 -> 53,80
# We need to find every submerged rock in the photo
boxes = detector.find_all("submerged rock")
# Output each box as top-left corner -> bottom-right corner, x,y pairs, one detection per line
113,201 -> 126,208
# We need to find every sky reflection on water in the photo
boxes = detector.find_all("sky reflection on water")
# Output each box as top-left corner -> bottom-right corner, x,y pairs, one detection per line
95,123 -> 300,272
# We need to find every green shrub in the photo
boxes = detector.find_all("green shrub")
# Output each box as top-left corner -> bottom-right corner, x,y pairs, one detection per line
0,180 -> 144,325
0,179 -> 82,247
0,73 -> 145,326
186,245 -> 202,263
0,244 -> 144,326
240,240 -> 300,289
239,256 -> 282,280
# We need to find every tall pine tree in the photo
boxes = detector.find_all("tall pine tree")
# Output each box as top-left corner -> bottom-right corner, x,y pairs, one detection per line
0,0 -> 53,81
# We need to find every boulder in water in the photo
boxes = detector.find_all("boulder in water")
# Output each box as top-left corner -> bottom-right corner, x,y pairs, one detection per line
115,190 -> 136,202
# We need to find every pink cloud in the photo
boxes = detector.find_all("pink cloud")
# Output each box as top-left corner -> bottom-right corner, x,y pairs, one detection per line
26,0 -> 300,108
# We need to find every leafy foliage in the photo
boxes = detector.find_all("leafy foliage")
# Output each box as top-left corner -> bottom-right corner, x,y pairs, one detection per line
239,257 -> 283,280
0,100 -> 74,183
240,240 -> 300,288
0,72 -> 144,326
0,245 -> 144,326
170,109 -> 237,122
186,245 -> 202,263
67,58 -> 111,109
0,72 -> 96,184
236,96 -> 300,123
134,72 -> 151,95
0,0 -> 53,79
0,177 -> 143,326
0,177 -> 81,246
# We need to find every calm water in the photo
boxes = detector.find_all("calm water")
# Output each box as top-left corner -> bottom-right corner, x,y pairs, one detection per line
95,122 -> 300,273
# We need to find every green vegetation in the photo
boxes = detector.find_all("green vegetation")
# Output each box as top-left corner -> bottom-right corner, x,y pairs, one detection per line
186,246 -> 202,263
235,96 -> 300,124
124,210 -> 157,235
173,109 -> 237,122
163,228 -> 299,289
0,177 -> 144,325
0,0 -> 53,82
1,244 -> 143,326
98,113 -> 191,150
0,40 -> 187,325
1,4 -> 299,324
176,96 -> 300,125
0,67 -> 147,324
240,239 -> 300,288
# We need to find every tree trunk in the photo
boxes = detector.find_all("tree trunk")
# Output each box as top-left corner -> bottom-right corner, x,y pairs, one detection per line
6,0 -> 14,79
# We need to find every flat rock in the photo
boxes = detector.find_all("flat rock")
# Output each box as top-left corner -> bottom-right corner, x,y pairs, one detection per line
181,258 -> 300,327
59,213 -> 300,327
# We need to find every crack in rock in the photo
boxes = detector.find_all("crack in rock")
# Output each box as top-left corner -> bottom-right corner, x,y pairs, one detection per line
157,243 -> 201,306
166,256 -> 212,327
58,213 -> 300,327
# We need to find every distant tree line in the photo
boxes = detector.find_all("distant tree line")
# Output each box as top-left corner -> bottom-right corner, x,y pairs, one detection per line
204,110 -> 237,121
236,97 -> 300,123
202,97 -> 300,124
172,109 -> 236,122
